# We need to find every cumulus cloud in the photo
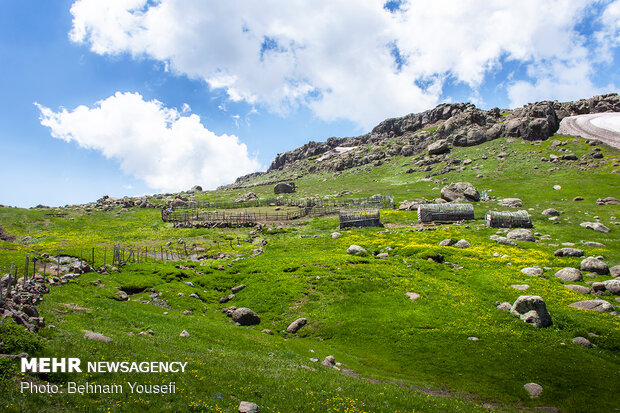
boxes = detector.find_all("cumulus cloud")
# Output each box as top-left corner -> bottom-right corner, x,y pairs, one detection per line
36,92 -> 260,192
69,0 -> 618,127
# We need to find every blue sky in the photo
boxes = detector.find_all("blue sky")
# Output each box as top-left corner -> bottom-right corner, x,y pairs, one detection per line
0,0 -> 618,207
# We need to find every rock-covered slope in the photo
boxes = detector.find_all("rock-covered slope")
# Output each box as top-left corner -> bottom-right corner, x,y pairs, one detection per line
231,94 -> 619,186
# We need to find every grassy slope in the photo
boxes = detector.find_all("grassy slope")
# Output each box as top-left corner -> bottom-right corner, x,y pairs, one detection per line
0,136 -> 619,412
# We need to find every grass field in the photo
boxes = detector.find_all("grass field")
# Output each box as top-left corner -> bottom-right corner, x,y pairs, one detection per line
0,136 -> 619,412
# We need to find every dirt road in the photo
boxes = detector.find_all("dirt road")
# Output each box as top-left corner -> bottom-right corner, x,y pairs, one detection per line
557,112 -> 620,149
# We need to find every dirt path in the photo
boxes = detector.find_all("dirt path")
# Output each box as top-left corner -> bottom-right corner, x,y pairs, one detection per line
557,112 -> 620,149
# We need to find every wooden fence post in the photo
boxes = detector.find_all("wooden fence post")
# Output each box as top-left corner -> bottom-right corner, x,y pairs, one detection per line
24,255 -> 29,282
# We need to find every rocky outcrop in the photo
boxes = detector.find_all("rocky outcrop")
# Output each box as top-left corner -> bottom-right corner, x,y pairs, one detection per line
274,182 -> 296,194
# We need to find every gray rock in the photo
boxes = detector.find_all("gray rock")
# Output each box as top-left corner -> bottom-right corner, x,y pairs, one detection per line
564,285 -> 591,294
499,198 -> 522,207
331,232 -> 341,239
496,301 -> 512,311
322,355 -> 336,367
524,383 -> 543,398
453,239 -> 470,248
572,337 -> 594,348
542,208 -> 560,216
569,299 -> 613,312
274,182 -> 295,194
580,257 -> 609,275
179,330 -> 190,337
580,222 -> 611,233
439,239 -> 453,246
440,182 -> 480,202
510,296 -> 552,327
610,265 -> 620,277
115,290 -> 129,301
591,282 -> 606,293
83,330 -> 112,342
511,284 -> 530,290
603,279 -> 620,295
554,248 -> 584,257
582,241 -> 605,248
232,308 -> 261,326
286,318 -> 308,334
346,245 -> 367,256
521,267 -> 544,276
406,292 -> 420,301
507,229 -> 535,242
427,139 -> 450,155
496,237 -> 517,246
239,401 -> 261,413
555,267 -> 583,282
231,284 -> 246,294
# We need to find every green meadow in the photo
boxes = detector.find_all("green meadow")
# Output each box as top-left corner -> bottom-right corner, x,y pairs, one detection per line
1,136 -> 619,412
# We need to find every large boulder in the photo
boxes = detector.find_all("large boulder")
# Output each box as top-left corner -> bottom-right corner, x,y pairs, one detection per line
554,248 -> 584,257
603,279 -> 620,295
232,308 -> 261,326
440,182 -> 480,202
510,296 -> 552,327
507,229 -> 535,242
580,257 -> 609,275
274,182 -> 296,194
554,267 -> 583,282
427,139 -> 450,155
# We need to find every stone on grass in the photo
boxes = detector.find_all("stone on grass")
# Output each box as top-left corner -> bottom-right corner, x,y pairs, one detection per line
507,229 -> 535,242
427,139 -> 450,155
554,267 -> 583,282
580,257 -> 609,275
179,330 -> 190,337
610,265 -> 620,277
467,337 -> 479,341
232,308 -> 261,326
542,208 -> 560,216
511,284 -> 530,291
580,222 -> 611,233
554,248 -> 584,257
572,337 -> 594,348
231,284 -> 246,294
286,318 -> 308,334
592,282 -> 606,293
346,245 -> 367,256
564,285 -> 591,294
440,182 -> 480,202
322,355 -> 336,367
499,198 -> 522,207
521,267 -> 544,276
115,290 -> 129,301
331,232 -> 341,239
453,239 -> 470,249
439,239 -> 453,246
83,330 -> 112,342
496,237 -> 517,246
406,292 -> 420,301
239,401 -> 261,413
524,383 -> 543,398
569,299 -> 613,312
261,329 -> 273,335
510,296 -> 552,328
582,241 -> 605,248
496,301 -> 512,311
603,279 -> 620,295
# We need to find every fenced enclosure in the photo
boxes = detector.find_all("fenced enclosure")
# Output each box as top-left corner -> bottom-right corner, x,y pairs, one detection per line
417,203 -> 475,223
486,210 -> 533,228
339,209 -> 382,229
162,195 -> 394,227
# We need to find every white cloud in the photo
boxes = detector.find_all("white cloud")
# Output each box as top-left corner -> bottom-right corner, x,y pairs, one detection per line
36,92 -> 260,192
69,0 -> 617,127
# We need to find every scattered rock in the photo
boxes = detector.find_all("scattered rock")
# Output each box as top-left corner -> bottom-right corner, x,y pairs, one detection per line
114,290 -> 129,301
440,182 -> 480,202
331,232 -> 341,239
603,279 -> 620,295
453,239 -> 470,248
553,185 -> 562,190
231,284 -> 246,294
569,299 -> 613,312
609,265 -> 620,277
499,198 -> 522,208
580,222 -> 611,233
406,292 -> 420,301
554,248 -> 584,257
286,318 -> 308,334
582,241 -> 605,248
467,337 -> 479,341
580,257 -> 609,275
564,285 -> 591,294
261,329 -> 273,335
524,383 -> 543,398
427,139 -> 450,155
521,267 -> 544,276
179,330 -> 190,337
232,308 -> 261,326
496,301 -> 512,311
555,267 -> 583,282
510,296 -> 552,327
274,182 -> 295,194
322,355 -> 336,367
439,239 -> 453,246
507,229 -> 535,242
83,330 -> 112,342
542,208 -> 560,216
572,337 -> 594,348
238,401 -> 261,413
346,245 -> 367,256
511,284 -> 530,290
